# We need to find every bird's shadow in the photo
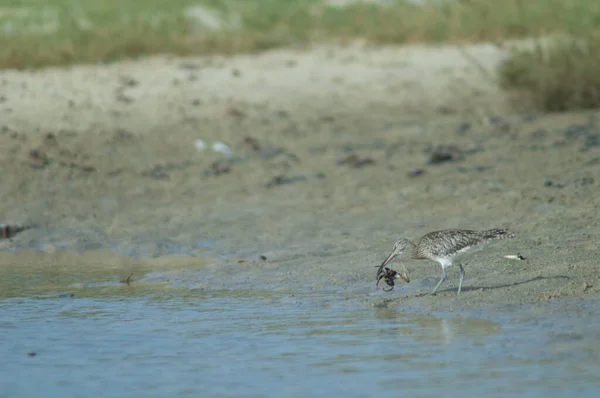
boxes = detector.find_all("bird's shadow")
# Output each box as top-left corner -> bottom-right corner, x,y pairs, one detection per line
415,275 -> 570,297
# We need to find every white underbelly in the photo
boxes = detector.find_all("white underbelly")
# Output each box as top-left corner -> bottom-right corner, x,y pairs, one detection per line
433,244 -> 487,268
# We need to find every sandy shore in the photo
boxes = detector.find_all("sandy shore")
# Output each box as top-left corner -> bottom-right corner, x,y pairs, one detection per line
1,42 -> 599,315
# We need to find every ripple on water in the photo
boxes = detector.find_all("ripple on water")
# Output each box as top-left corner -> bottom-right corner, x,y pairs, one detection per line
1,246 -> 600,397
1,290 -> 600,398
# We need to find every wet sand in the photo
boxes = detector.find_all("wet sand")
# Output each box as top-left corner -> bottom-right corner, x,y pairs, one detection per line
1,42 -> 599,318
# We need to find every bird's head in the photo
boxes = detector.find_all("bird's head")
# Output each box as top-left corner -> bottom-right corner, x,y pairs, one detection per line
380,239 -> 410,268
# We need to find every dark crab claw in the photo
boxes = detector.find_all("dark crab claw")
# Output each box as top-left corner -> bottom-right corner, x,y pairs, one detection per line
376,267 -> 399,292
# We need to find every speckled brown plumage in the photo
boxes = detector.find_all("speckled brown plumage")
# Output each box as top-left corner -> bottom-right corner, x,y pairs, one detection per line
376,229 -> 516,295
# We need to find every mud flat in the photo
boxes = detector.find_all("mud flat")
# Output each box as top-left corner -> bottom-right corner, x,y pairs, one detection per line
0,42 -> 599,318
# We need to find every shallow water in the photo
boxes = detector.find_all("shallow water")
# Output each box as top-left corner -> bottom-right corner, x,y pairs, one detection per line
2,262 -> 600,398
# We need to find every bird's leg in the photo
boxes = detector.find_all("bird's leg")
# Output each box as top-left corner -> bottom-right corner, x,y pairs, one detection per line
457,264 -> 465,295
431,268 -> 447,295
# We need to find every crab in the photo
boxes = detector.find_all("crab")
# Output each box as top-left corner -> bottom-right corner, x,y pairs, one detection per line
376,266 -> 410,292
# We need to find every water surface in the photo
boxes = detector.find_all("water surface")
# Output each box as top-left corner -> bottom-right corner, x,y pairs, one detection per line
2,268 -> 600,398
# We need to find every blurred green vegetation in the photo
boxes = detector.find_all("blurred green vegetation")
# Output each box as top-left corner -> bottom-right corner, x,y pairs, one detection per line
2,0 -> 599,110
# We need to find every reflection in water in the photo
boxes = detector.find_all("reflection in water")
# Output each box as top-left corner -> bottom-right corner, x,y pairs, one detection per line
2,289 -> 600,398
1,252 -> 600,397
373,306 -> 500,345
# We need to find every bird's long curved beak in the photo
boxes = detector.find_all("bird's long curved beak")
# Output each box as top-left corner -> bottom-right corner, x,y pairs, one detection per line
375,250 -> 397,279
379,251 -> 396,269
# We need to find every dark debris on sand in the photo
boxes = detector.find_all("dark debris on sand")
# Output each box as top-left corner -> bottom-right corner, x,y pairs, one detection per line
0,224 -> 37,239
265,173 -> 325,188
336,153 -> 376,168
425,144 -> 483,165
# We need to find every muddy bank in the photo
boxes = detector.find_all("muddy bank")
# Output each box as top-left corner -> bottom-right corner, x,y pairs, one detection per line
0,42 -> 599,315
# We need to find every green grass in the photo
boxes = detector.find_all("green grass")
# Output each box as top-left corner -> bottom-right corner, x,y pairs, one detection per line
2,0 -> 600,111
498,35 -> 600,111
1,0 -> 600,70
